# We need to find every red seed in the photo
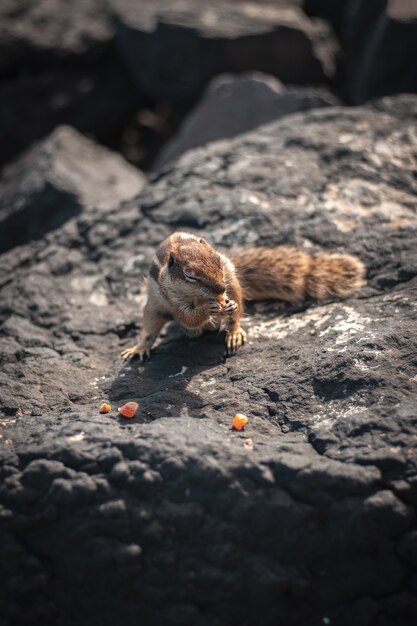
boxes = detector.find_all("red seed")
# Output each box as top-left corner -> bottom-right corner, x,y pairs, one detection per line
118,401 -> 139,419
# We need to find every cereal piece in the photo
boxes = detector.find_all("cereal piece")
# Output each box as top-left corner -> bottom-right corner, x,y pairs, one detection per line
216,295 -> 227,308
118,401 -> 139,419
232,413 -> 248,431
99,403 -> 111,414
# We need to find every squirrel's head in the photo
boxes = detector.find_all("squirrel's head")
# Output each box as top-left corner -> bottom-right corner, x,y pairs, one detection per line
166,233 -> 226,298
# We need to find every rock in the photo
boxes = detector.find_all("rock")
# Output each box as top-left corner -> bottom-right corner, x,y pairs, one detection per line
0,0 -> 111,76
154,72 -> 339,168
304,0 -> 417,103
0,51 -> 141,170
1,94 -> 417,625
0,0 -> 142,169
303,0 -> 351,36
0,0 -> 337,168
113,0 -> 337,105
0,125 -> 146,254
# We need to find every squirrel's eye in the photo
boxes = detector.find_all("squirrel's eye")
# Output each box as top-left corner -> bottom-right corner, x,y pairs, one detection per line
183,272 -> 198,282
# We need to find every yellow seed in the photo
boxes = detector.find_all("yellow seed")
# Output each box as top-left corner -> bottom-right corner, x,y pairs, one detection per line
99,403 -> 111,413
232,414 -> 248,431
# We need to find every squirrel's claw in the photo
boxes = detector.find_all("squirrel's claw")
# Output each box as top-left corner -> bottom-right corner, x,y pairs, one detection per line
226,328 -> 247,355
211,298 -> 238,316
121,346 -> 151,362
208,300 -> 223,314
223,299 -> 238,314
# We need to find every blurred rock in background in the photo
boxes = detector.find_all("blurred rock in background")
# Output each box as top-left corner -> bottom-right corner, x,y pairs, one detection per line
0,0 -> 141,168
304,0 -> 417,103
0,126 -> 145,254
0,0 -> 338,170
112,0 -> 336,104
154,72 -> 339,169
2,0 -> 416,172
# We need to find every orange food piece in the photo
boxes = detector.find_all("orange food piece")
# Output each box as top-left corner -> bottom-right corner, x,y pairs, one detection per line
118,401 -> 139,419
232,414 -> 248,431
216,295 -> 227,307
99,403 -> 111,413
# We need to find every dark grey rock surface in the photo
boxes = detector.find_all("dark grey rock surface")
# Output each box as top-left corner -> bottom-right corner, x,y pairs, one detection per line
155,72 -> 339,169
0,125 -> 145,254
1,94 -> 417,625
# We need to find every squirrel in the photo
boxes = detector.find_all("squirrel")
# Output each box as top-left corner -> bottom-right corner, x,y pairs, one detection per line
121,231 -> 366,361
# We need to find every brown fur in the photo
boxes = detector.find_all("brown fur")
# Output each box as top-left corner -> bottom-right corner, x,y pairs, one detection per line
121,233 -> 366,360
231,246 -> 366,303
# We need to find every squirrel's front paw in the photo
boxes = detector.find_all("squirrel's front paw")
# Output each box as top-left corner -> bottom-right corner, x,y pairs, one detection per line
226,327 -> 247,355
208,300 -> 223,314
209,298 -> 238,316
121,345 -> 151,362
222,298 -> 238,315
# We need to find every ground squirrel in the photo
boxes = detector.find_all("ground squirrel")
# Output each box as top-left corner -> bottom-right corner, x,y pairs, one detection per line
121,231 -> 366,360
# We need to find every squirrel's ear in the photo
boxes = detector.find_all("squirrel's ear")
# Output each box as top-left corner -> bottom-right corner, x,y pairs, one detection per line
168,253 -> 175,268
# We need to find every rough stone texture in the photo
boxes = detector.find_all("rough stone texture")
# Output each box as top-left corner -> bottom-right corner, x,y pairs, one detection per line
155,72 -> 339,168
304,0 -> 417,103
1,94 -> 417,625
0,125 -> 145,254
113,0 -> 337,105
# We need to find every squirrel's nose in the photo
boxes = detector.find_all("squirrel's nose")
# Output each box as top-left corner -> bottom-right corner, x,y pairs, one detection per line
213,283 -> 226,295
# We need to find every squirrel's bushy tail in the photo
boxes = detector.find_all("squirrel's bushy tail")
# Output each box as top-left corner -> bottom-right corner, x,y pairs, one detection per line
231,246 -> 366,303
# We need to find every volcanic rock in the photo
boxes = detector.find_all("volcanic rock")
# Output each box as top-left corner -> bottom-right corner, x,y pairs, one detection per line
0,125 -> 145,254
155,72 -> 339,168
1,94 -> 417,625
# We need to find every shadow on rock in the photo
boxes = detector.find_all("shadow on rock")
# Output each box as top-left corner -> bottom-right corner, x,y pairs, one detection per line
109,325 -> 229,421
